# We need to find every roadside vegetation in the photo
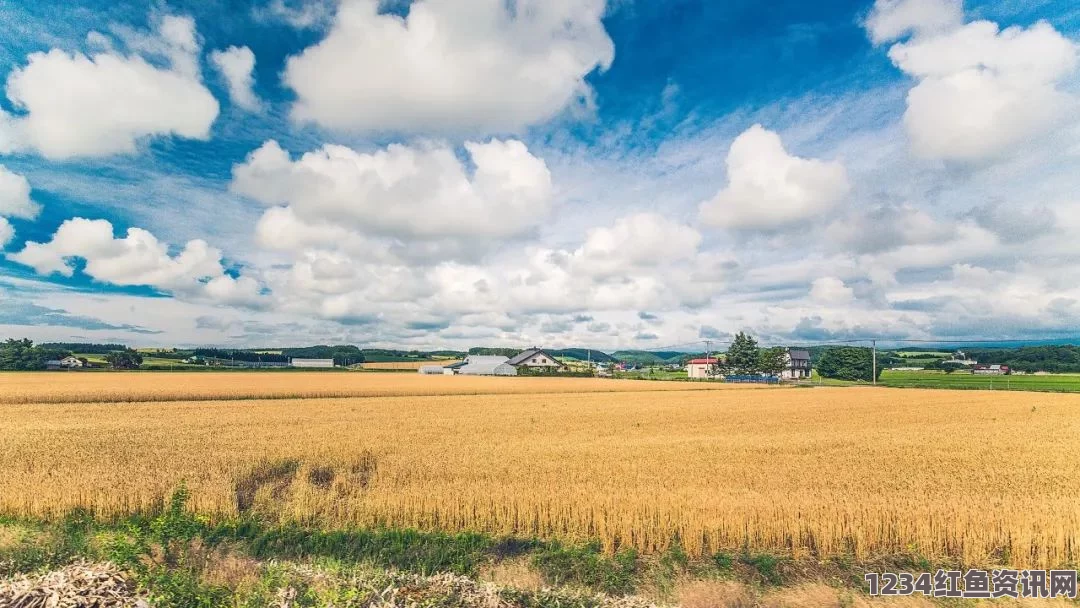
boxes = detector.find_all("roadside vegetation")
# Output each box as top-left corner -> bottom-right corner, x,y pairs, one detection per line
0,487 -> 979,607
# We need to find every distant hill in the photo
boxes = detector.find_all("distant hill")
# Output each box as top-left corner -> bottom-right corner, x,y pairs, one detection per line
549,349 -> 617,363
361,348 -> 465,362
612,351 -> 692,365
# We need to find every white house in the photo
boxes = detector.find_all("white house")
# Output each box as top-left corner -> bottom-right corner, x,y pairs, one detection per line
418,365 -> 454,375
943,350 -> 978,367
454,355 -> 517,376
507,348 -> 565,370
290,358 -> 335,368
60,356 -> 84,368
686,357 -> 720,379
780,349 -> 811,380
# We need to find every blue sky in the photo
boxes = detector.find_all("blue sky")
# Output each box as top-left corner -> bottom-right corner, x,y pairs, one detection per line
0,0 -> 1079,349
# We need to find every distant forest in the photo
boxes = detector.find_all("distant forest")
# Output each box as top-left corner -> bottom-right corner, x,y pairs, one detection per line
961,346 -> 1080,373
14,340 -> 1080,374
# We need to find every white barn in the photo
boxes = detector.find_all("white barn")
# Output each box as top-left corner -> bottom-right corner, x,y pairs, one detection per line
454,355 -> 517,376
290,358 -> 335,368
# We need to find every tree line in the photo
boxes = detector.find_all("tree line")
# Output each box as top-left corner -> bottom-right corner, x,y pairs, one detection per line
0,339 -> 143,370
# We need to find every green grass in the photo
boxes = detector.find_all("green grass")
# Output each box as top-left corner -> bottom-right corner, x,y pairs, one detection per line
879,370 -> 1080,392
808,370 -> 1080,393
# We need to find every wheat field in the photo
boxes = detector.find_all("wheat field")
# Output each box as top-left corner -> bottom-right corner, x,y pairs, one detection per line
1,372 -> 1079,568
0,371 -> 754,404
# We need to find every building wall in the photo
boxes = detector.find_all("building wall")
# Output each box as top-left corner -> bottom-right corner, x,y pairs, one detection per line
687,364 -> 715,379
290,359 -> 335,368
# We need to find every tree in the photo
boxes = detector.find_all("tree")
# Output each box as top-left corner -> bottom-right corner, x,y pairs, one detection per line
757,347 -> 788,376
0,338 -> 41,370
817,347 -> 882,382
937,361 -> 960,374
725,332 -> 760,374
0,339 -> 71,370
105,351 -> 143,370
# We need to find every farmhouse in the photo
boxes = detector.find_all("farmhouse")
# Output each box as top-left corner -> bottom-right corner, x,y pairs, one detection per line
46,356 -> 84,370
290,358 -> 335,368
507,348 -> 565,371
453,355 -> 517,376
781,349 -> 811,380
943,350 -> 978,367
686,357 -> 720,379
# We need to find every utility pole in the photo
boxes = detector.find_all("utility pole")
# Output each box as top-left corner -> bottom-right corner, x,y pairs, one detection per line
872,339 -> 877,386
705,340 -> 712,379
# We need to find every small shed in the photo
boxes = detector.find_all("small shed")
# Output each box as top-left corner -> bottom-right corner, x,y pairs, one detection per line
686,358 -> 720,379
419,365 -> 453,375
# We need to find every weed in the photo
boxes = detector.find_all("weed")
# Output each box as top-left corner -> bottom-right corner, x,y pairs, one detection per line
531,541 -> 638,594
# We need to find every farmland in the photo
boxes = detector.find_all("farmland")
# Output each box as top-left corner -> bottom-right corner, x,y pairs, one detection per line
360,360 -> 462,371
2,372 -> 1079,574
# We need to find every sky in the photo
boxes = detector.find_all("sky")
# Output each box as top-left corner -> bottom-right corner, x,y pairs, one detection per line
0,0 -> 1079,350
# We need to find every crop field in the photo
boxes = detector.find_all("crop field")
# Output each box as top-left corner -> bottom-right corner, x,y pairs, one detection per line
0,371 -> 753,404
1,374 -> 1079,571
361,360 -> 462,370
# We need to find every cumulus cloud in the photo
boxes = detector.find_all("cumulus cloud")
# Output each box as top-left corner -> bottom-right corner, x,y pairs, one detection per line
699,125 -> 850,231
0,218 -> 12,249
232,139 -> 554,257
0,165 -> 40,220
968,201 -> 1055,244
1,14 -> 218,159
865,0 -> 962,44
210,46 -> 260,110
868,0 -> 1080,161
809,277 -> 855,305
283,0 -> 614,133
7,218 -> 262,306
571,213 -> 701,277
824,204 -> 954,254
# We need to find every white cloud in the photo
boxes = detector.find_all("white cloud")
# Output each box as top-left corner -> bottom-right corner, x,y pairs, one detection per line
1,14 -> 219,159
232,138 -> 554,248
809,277 -> 855,305
699,125 -> 850,231
210,46 -> 260,111
824,204 -> 953,254
865,0 -> 962,45
283,0 -> 614,133
0,218 -> 12,250
7,218 -> 262,306
253,0 -> 334,29
868,0 -> 1080,161
0,165 -> 40,220
572,213 -> 701,277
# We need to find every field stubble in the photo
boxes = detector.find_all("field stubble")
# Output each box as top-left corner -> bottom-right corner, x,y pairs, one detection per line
1,373 -> 1079,570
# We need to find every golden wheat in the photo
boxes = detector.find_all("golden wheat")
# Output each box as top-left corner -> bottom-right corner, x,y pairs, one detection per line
0,371 -> 757,404
1,373 -> 1078,568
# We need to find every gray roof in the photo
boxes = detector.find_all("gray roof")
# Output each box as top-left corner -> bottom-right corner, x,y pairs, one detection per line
506,348 -> 559,366
456,356 -> 517,376
788,349 -> 811,360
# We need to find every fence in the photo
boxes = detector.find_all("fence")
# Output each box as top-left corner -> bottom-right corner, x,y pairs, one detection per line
724,375 -> 781,385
